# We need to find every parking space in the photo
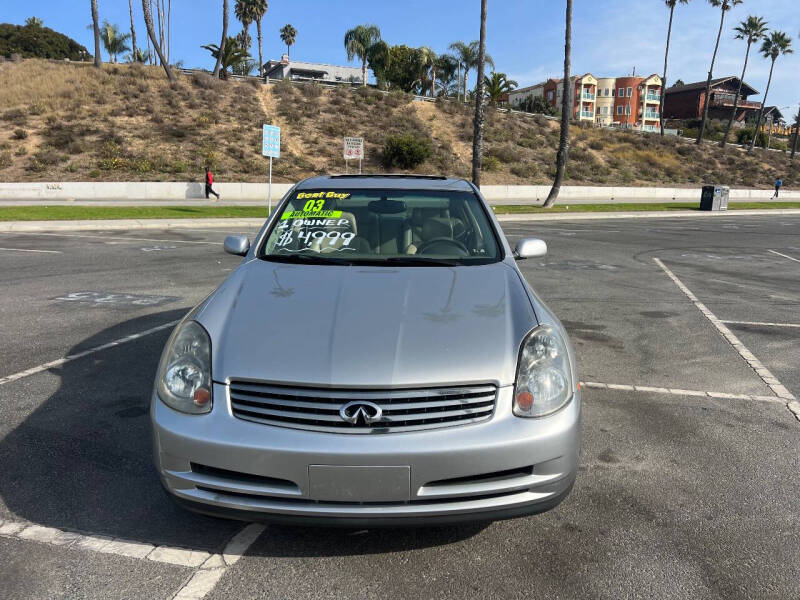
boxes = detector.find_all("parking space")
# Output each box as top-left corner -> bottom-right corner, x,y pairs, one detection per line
0,216 -> 798,599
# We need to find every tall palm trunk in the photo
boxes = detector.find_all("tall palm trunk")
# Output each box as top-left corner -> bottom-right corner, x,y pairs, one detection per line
544,0 -> 572,208
431,67 -> 437,98
128,0 -> 138,58
748,58 -> 775,152
659,4 -> 676,136
463,67 -> 470,103
142,0 -> 175,81
791,127 -> 798,160
361,57 -> 367,87
472,0 -> 488,186
720,41 -> 753,147
213,0 -> 228,78
91,0 -> 102,68
256,18 -> 264,77
696,6 -> 728,145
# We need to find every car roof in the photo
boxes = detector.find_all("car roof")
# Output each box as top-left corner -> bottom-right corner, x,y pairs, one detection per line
295,175 -> 476,193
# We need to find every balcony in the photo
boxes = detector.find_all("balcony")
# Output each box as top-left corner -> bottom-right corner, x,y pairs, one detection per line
710,96 -> 761,110
644,93 -> 661,103
643,111 -> 660,120
580,111 -> 594,119
582,92 -> 595,101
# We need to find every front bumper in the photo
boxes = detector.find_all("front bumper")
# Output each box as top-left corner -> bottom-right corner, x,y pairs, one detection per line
152,384 -> 581,525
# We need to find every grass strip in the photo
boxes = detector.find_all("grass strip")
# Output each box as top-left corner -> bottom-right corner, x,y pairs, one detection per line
1,203 -> 799,221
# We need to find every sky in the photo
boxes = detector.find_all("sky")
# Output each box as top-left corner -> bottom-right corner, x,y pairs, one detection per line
4,0 -> 799,118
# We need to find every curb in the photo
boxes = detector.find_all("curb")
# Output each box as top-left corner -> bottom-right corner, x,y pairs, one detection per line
1,209 -> 799,232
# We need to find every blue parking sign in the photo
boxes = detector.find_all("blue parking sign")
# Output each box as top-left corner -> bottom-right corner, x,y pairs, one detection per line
262,124 -> 281,158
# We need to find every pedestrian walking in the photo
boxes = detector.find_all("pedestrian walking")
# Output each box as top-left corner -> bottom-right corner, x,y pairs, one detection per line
772,177 -> 783,199
205,166 -> 220,201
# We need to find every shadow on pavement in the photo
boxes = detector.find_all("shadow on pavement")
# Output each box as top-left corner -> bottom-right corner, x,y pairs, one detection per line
0,309 -> 241,551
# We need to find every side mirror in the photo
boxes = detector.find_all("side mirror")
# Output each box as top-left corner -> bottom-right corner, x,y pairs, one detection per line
514,238 -> 547,260
224,234 -> 250,257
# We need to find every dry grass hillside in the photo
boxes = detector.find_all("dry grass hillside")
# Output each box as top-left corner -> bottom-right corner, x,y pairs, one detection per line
0,59 -> 797,188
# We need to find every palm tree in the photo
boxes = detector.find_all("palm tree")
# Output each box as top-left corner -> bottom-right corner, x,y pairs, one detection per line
128,0 -> 138,59
484,72 -> 518,103
100,21 -> 132,63
280,24 -> 296,57
202,37 -> 250,80
213,0 -> 229,79
434,55 -> 458,97
234,0 -> 255,54
472,0 -> 489,186
417,46 -> 437,97
141,0 -> 174,81
249,0 -> 267,77
25,17 -> 44,27
344,24 -> 382,87
449,40 -> 495,103
91,0 -> 102,68
544,0 -> 572,208
696,0 -> 743,145
749,31 -> 793,151
720,15 -> 768,147
660,0 -> 690,136
128,48 -> 151,63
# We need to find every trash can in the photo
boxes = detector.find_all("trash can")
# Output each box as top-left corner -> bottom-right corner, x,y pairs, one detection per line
700,185 -> 729,211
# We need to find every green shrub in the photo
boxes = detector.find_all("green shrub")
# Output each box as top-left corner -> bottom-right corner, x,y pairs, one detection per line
588,139 -> 604,151
15,146 -> 27,156
0,151 -> 12,169
12,128 -> 28,140
482,155 -> 501,171
486,144 -> 519,164
736,128 -> 767,148
382,134 -> 431,169
299,82 -> 323,99
510,161 -> 538,179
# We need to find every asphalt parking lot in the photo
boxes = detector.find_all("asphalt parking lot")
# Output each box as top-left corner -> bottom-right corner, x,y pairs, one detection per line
1,215 -> 798,600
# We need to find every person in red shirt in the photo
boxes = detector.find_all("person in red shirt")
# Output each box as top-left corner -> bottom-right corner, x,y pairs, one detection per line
205,166 -> 220,200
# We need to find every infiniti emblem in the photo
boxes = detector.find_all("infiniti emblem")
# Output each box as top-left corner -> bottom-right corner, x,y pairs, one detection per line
339,401 -> 383,425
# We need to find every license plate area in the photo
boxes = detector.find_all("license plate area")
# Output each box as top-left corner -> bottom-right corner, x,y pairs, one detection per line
308,466 -> 411,502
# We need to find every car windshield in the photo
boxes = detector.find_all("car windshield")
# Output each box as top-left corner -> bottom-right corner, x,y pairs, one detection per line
259,188 -> 501,266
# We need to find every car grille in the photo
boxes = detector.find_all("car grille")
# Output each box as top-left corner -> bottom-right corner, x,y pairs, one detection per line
228,381 -> 498,434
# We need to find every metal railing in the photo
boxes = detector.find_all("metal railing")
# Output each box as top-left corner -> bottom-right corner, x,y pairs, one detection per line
582,92 -> 595,101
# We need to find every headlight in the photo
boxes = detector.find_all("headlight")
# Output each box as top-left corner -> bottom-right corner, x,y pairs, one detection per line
157,320 -> 213,414
513,325 -> 573,418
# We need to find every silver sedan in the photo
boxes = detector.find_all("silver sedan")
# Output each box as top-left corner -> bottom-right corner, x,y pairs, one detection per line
151,175 -> 581,526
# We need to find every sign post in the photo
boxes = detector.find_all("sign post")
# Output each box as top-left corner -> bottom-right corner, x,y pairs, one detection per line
262,124 -> 281,214
343,137 -> 364,174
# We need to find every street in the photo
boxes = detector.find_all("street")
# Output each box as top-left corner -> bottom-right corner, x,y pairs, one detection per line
0,215 -> 798,599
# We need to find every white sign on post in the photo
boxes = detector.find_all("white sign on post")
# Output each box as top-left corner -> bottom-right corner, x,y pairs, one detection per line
343,137 -> 364,174
262,124 -> 281,214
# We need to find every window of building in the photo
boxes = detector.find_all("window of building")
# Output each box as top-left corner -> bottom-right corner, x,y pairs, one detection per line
627,87 -> 633,97
617,106 -> 623,115
626,105 -> 631,115
618,88 -> 624,97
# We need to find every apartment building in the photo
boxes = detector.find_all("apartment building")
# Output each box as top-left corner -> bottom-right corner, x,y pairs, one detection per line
512,72 -> 663,132
663,77 -> 760,121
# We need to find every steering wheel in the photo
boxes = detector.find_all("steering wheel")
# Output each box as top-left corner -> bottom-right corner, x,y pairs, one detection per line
416,238 -> 469,256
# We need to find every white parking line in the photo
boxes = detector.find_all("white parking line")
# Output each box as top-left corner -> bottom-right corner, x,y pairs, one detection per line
0,320 -> 181,386
0,247 -> 62,254
0,519 -> 266,600
653,258 -> 795,401
721,321 -> 800,329
1,232 -> 219,245
768,249 -> 800,264
582,381 -> 784,404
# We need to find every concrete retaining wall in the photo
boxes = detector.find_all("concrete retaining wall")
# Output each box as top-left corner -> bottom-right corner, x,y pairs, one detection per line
0,181 -> 796,203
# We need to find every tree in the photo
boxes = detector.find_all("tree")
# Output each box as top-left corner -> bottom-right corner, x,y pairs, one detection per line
434,54 -> 458,96
791,108 -> 799,160
142,0 -> 174,81
673,78 -> 685,86
484,72 -> 518,103
449,40 -> 494,103
213,0 -> 228,79
0,23 -> 89,60
544,0 -> 572,208
720,15 -> 768,147
344,24 -> 382,86
202,37 -> 250,80
417,46 -> 437,97
748,31 -> 793,151
383,45 -> 422,91
128,0 -> 138,59
279,23 -> 296,57
128,47 -> 151,63
366,40 -> 390,89
234,0 -> 255,55
696,0 -> 742,146
99,21 -> 131,64
517,95 -> 556,116
472,0 -> 489,186
91,0 -> 102,68
249,0 -> 267,77
660,1 -> 690,136
25,17 -> 43,28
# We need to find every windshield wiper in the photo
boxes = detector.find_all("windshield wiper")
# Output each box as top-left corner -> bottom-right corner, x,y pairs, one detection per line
383,257 -> 461,267
262,254 -> 355,266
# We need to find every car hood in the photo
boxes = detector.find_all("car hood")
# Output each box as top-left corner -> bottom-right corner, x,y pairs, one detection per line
197,259 -> 537,388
